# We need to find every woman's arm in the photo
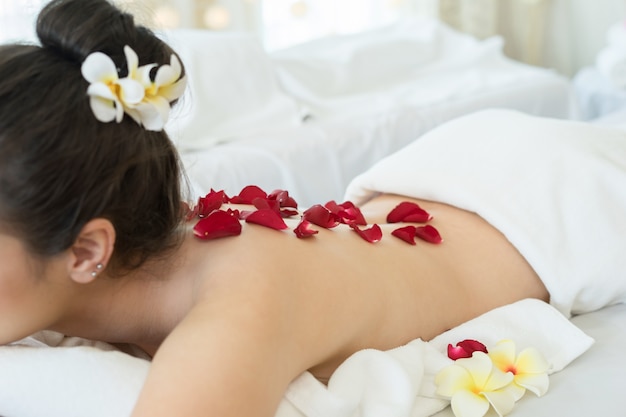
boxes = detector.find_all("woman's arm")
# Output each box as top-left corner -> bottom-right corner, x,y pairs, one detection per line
130,286 -> 304,417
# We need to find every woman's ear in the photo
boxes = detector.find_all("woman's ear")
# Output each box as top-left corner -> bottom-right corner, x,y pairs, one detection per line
67,218 -> 116,284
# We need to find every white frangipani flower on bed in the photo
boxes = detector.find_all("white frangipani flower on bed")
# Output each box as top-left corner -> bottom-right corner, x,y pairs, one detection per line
488,339 -> 550,398
435,338 -> 550,417
81,45 -> 186,131
435,351 -> 517,417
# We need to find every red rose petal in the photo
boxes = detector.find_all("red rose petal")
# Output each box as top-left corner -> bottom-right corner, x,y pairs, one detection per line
193,209 -> 242,240
245,208 -> 288,230
225,208 -> 240,218
457,339 -> 488,354
280,208 -> 299,218
415,225 -> 443,244
447,339 -> 488,360
447,344 -> 471,360
324,200 -> 342,214
325,200 -> 367,226
391,225 -> 417,245
386,201 -> 432,223
402,209 -> 432,223
294,219 -> 319,238
252,197 -> 280,213
238,209 -> 254,220
303,204 -> 341,229
268,189 -> 298,209
341,201 -> 367,224
196,189 -> 228,217
229,185 -> 267,204
350,223 -> 382,243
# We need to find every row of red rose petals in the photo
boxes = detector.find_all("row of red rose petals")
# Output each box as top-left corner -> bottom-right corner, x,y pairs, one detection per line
190,185 -> 442,245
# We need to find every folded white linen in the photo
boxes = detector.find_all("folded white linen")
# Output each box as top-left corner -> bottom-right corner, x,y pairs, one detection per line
345,109 -> 626,317
277,299 -> 592,417
0,299 -> 592,417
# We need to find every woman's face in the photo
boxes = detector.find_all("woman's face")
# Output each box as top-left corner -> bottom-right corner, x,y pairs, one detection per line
0,233 -> 70,345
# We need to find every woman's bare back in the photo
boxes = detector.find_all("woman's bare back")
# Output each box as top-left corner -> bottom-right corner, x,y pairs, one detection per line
131,193 -> 549,417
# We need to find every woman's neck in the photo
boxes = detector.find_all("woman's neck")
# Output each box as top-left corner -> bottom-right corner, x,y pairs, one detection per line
50,237 -> 197,349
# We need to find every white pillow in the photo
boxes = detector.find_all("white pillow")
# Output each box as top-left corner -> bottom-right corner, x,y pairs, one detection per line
269,18 -> 494,120
161,30 -> 303,151
270,18 -> 442,98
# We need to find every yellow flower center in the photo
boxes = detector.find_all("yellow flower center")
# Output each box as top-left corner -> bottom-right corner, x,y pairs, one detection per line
108,81 -> 121,98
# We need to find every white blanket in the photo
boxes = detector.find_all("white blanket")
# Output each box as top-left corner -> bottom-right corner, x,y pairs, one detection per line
1,299 -> 592,417
346,109 -> 626,318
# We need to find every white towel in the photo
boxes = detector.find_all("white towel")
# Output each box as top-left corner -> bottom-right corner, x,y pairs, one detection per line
276,299 -> 592,417
345,109 -> 626,318
0,344 -> 150,417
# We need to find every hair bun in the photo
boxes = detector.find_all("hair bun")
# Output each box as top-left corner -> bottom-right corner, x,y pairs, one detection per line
37,0 -> 137,65
36,0 -> 178,77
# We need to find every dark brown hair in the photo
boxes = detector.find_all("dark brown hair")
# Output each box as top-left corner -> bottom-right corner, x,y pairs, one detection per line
0,0 -> 186,274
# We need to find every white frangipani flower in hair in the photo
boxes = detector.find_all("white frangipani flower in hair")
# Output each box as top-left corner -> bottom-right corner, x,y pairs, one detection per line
81,45 -> 186,131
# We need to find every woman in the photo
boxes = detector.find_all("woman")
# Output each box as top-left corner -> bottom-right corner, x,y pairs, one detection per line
1,1 -> 624,417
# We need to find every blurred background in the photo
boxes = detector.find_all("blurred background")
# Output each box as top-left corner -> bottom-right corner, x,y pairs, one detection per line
1,0 -> 625,77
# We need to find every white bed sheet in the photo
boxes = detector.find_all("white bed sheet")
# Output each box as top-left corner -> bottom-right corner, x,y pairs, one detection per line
181,67 -> 576,208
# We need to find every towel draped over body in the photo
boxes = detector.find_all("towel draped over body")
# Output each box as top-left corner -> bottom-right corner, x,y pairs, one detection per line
346,109 -> 626,318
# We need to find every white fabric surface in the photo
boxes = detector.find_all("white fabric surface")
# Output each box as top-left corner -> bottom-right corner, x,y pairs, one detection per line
345,109 -> 626,317
170,19 -> 577,207
572,67 -> 626,120
161,30 -> 303,151
181,73 -> 575,208
0,300 -> 593,417
270,18 -> 439,98
595,22 -> 626,88
276,299 -> 592,417
270,18 -> 569,122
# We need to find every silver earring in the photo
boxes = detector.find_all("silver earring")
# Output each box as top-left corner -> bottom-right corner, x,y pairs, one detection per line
91,263 -> 104,277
